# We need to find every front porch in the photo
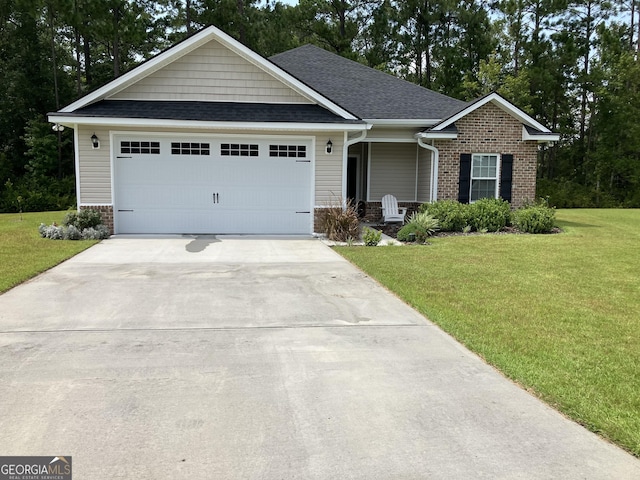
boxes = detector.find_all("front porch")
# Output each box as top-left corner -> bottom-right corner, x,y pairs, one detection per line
346,140 -> 433,223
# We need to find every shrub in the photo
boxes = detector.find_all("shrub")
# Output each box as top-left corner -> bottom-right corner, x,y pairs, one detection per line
41,224 -> 64,240
398,212 -> 439,243
397,223 -> 420,242
63,209 -> 103,230
40,209 -> 109,241
420,200 -> 469,232
81,225 -> 110,240
317,199 -> 360,242
513,201 -> 556,233
467,198 -> 511,232
362,227 -> 382,246
63,224 -> 82,240
407,212 -> 439,236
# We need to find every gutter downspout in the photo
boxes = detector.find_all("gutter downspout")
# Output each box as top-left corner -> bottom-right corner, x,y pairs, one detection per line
417,136 -> 439,202
342,128 -> 369,205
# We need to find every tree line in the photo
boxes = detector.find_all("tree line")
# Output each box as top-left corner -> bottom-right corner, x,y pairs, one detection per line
1,0 -> 639,212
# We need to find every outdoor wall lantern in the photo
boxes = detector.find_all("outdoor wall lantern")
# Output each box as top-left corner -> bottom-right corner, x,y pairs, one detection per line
51,123 -> 65,132
91,133 -> 100,149
326,139 -> 333,154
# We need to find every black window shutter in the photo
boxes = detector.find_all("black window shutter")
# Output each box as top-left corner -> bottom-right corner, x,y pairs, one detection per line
458,154 -> 472,203
500,154 -> 514,202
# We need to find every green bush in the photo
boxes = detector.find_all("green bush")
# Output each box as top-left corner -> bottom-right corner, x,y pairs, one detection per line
63,224 -> 82,240
63,208 -> 103,230
362,227 -> 381,246
513,201 -> 556,233
398,212 -> 439,243
81,225 -> 110,240
420,200 -> 469,232
467,198 -> 511,232
397,223 -> 420,242
318,200 -> 360,242
39,208 -> 110,241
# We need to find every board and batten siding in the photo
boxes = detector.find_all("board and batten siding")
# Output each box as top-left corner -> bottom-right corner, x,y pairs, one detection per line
368,143 -> 418,202
417,147 -> 432,202
108,39 -> 311,104
77,125 -> 112,204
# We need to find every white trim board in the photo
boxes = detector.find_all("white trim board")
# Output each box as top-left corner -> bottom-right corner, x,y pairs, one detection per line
48,115 -> 369,132
431,92 -> 552,134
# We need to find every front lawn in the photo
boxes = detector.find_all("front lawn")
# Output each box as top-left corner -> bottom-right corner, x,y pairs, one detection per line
335,209 -> 640,456
0,211 -> 98,293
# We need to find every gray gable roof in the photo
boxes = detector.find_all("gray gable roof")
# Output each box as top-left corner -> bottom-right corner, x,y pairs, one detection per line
50,100 -> 363,124
270,45 -> 468,120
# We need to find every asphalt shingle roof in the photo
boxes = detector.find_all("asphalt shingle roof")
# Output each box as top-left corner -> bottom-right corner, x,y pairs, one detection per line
54,100 -> 364,124
270,45 -> 468,120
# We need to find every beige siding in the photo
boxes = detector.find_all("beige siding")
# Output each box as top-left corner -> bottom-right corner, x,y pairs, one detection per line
368,143 -> 417,202
417,147 -> 432,202
314,133 -> 344,206
367,127 -> 421,141
77,126 -> 112,204
109,39 -> 311,104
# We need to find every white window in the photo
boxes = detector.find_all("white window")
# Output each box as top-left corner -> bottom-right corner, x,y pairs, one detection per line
471,154 -> 499,201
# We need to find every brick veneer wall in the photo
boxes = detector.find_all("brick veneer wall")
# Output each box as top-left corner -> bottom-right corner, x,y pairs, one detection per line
314,203 -> 422,233
82,205 -> 114,234
361,202 -> 421,223
434,102 -> 539,208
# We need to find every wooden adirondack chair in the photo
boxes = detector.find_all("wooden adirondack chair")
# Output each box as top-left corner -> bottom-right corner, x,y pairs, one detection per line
381,194 -> 407,224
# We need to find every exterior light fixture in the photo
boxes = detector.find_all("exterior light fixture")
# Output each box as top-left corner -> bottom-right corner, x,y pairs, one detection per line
51,123 -> 65,132
91,133 -> 100,149
326,139 -> 333,154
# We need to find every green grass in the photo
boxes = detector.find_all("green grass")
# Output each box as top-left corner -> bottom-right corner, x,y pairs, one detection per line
336,209 -> 640,456
0,211 -> 98,293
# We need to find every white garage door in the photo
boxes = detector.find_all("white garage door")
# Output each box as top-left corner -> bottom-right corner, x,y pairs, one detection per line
114,136 -> 313,234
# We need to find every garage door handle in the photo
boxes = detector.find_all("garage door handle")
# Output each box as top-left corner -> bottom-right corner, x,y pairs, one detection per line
212,193 -> 220,204
118,209 -> 133,212
296,211 -> 310,214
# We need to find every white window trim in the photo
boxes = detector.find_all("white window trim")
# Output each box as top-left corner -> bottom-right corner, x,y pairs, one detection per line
470,153 -> 501,202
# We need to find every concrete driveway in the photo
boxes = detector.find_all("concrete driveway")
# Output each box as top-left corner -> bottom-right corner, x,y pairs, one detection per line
0,236 -> 638,479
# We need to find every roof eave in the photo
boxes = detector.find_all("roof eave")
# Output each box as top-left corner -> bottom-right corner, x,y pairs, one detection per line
522,125 -> 560,142
364,118 -> 442,127
431,92 -> 552,134
47,114 -> 369,132
416,131 -> 458,140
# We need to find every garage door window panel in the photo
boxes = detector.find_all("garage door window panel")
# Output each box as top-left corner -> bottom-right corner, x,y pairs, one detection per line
269,145 -> 307,158
221,144 -> 259,156
171,142 -> 210,155
121,141 -> 160,154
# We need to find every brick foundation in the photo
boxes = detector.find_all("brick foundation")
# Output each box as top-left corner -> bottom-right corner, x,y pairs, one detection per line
361,202 -> 421,223
314,202 -> 421,233
82,205 -> 114,234
434,102 -> 538,208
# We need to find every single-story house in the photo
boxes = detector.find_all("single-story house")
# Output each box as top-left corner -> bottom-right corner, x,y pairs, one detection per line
48,25 -> 559,235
